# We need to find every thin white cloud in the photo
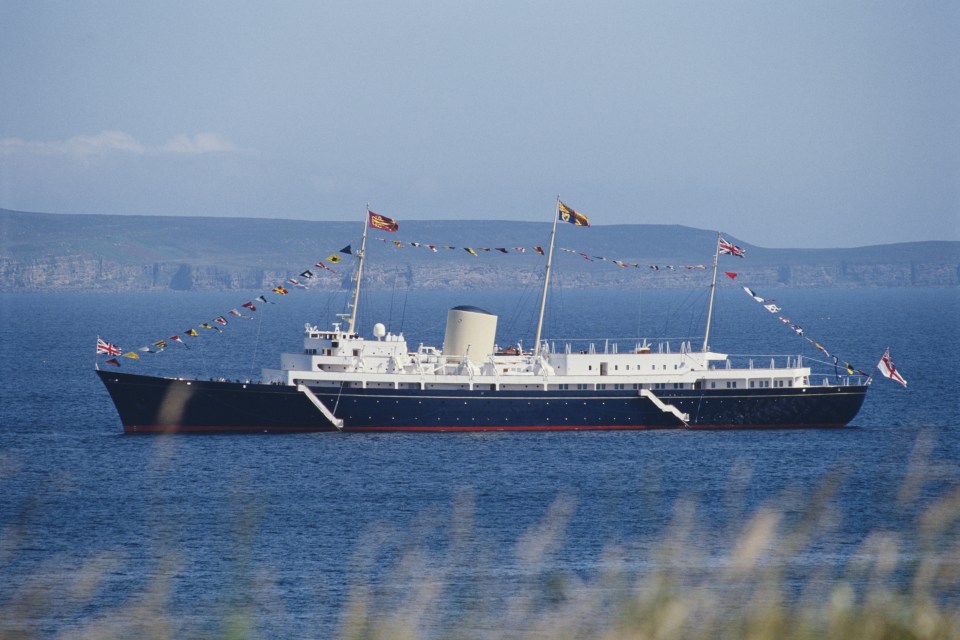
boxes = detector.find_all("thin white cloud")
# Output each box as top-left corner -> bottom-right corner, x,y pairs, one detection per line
0,130 -> 145,157
159,132 -> 236,154
0,130 -> 236,157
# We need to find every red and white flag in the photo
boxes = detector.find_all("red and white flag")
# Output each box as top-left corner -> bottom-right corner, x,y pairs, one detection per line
97,337 -> 122,356
876,348 -> 907,387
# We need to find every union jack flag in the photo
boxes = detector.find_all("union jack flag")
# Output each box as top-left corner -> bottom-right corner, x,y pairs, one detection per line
97,337 -> 122,356
718,237 -> 746,258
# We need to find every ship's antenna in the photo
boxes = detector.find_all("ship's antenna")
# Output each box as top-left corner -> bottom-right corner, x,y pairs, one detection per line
702,231 -> 721,352
533,196 -> 561,356
345,204 -> 370,335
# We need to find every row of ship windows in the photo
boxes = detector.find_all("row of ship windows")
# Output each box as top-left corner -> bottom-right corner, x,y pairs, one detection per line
302,353 -> 691,373
585,363 -> 686,371
296,380 -> 793,391
560,381 -> 793,389
295,380 -> 790,391
306,348 -> 361,356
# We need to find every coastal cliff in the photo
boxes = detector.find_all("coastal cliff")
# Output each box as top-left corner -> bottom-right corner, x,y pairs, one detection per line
1,209 -> 957,291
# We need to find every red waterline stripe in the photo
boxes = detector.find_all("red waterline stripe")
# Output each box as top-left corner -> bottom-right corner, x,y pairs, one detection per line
123,422 -> 848,434
124,424 -> 338,434
124,424 -> 662,434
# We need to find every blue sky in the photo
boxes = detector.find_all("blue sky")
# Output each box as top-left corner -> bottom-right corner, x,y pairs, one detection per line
1,1 -> 956,247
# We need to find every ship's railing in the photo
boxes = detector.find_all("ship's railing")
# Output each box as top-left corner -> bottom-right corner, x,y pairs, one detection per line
721,353 -> 869,387
547,337 -> 701,356
720,353 -> 805,368
700,354 -> 867,388
810,375 -> 870,387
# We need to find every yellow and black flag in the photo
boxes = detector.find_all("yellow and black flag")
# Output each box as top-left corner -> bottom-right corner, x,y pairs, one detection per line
558,201 -> 590,227
326,254 -> 341,264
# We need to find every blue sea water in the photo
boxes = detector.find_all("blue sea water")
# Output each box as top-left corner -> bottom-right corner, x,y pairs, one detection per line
1,285 -> 958,637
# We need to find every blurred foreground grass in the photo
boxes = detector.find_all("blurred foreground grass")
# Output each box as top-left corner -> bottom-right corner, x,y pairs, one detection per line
2,454 -> 959,639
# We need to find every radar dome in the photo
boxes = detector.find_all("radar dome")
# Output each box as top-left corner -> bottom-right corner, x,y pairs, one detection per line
373,323 -> 387,339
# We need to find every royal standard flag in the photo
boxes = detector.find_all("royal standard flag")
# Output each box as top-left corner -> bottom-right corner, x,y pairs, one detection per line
558,201 -> 590,226
368,210 -> 399,232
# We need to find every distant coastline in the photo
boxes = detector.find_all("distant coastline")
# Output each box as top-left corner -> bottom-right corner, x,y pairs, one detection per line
1,208 -> 958,291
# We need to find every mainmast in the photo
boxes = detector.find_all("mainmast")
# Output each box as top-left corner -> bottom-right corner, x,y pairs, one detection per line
533,197 -> 561,356
344,206 -> 370,335
702,231 -> 721,352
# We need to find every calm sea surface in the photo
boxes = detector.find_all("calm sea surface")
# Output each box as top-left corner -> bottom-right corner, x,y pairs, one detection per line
1,286 -> 958,636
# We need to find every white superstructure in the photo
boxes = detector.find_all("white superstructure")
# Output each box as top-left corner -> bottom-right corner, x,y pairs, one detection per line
261,309 -> 816,394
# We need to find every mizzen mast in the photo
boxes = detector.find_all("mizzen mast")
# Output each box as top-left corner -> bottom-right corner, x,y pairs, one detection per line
702,231 -> 721,352
533,197 -> 562,356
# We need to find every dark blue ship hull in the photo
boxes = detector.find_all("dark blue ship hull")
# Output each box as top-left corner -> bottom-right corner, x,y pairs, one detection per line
97,370 -> 869,433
